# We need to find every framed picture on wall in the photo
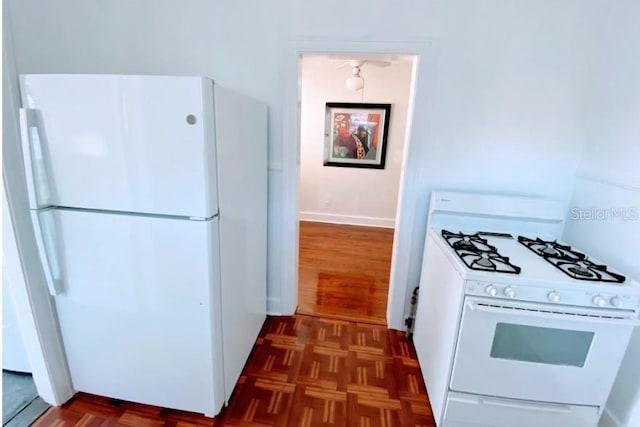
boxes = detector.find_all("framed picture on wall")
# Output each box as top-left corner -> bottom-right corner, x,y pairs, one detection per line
323,102 -> 391,169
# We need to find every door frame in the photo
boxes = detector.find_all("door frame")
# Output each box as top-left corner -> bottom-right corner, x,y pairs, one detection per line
281,39 -> 424,328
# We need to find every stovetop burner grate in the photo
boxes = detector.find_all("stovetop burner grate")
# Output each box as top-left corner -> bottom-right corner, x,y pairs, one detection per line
442,230 -> 521,274
518,236 -> 626,283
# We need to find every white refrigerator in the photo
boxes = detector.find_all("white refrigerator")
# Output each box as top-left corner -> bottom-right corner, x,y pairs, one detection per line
18,74 -> 267,416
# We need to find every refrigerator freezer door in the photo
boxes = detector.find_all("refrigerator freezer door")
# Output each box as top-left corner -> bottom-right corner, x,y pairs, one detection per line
19,74 -> 218,218
38,208 -> 225,416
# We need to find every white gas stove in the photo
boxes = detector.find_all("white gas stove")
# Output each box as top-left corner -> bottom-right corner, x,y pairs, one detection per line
413,191 -> 640,427
435,228 -> 640,312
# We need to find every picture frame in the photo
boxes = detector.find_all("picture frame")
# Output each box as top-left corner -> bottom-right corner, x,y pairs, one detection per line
323,102 -> 391,169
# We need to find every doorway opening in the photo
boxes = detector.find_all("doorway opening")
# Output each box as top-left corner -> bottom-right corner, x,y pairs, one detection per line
295,53 -> 418,325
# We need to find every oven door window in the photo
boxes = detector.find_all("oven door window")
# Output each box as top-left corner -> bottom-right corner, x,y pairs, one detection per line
490,323 -> 594,367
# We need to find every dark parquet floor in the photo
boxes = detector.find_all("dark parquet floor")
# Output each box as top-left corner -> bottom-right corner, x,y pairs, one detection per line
32,315 -> 435,426
33,222 -> 434,426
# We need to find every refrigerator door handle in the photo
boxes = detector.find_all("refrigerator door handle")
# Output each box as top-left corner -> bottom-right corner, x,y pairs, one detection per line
19,108 -> 52,209
30,209 -> 63,296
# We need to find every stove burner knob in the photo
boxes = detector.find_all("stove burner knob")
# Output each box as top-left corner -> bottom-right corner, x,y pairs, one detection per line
610,297 -> 623,308
547,291 -> 561,303
593,295 -> 607,307
503,287 -> 516,298
485,285 -> 497,297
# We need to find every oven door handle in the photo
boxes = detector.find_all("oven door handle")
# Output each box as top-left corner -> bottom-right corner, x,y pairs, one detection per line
466,298 -> 640,326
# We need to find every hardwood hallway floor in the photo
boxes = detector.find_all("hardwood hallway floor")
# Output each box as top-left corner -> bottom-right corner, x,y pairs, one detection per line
297,221 -> 394,325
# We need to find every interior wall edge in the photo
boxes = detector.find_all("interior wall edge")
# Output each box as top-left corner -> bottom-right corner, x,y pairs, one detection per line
600,404 -> 624,427
575,173 -> 640,193
266,296 -> 283,316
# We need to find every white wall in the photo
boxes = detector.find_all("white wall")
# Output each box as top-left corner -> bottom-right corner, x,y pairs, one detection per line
560,2 -> 640,426
3,190 -> 32,373
298,56 -> 413,228
385,0 -> 595,327
4,0 -> 595,322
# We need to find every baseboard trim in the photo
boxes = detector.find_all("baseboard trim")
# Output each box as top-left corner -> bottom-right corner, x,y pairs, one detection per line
600,407 -> 622,427
299,212 -> 395,228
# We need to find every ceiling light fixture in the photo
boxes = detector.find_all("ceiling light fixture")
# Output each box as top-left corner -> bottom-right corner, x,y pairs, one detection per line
345,66 -> 364,91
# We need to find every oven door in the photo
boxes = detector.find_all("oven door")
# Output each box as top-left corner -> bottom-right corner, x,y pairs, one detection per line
450,296 -> 636,406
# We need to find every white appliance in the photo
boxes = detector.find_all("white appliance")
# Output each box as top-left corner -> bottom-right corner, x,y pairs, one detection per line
413,191 -> 640,427
17,74 -> 268,416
